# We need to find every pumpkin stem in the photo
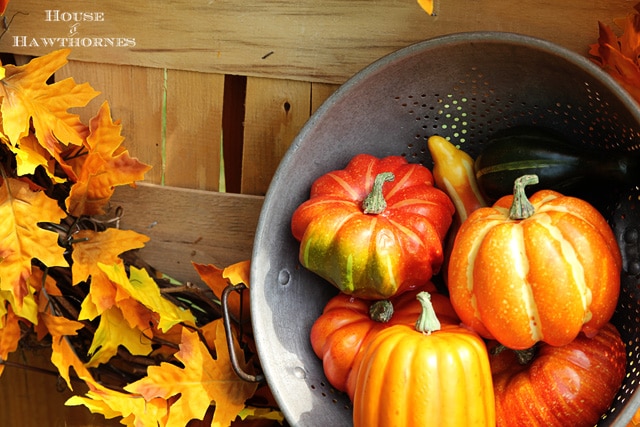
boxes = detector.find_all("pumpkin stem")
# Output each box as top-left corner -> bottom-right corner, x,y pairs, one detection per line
369,300 -> 394,323
491,344 -> 537,365
415,291 -> 441,334
508,174 -> 539,220
362,172 -> 395,215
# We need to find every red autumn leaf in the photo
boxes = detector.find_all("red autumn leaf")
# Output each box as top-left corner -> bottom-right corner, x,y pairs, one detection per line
590,14 -> 640,103
0,0 -> 9,16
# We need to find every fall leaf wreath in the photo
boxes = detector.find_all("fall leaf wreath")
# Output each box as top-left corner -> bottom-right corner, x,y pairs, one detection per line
2,3 -> 640,426
0,49 -> 282,426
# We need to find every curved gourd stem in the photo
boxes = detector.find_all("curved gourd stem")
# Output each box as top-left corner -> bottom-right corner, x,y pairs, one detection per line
509,174 -> 539,220
362,172 -> 395,214
415,291 -> 441,334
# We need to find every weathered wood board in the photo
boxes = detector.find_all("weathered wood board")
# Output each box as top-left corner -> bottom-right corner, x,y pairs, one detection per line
0,0 -> 635,84
107,183 -> 264,284
0,349 -> 120,427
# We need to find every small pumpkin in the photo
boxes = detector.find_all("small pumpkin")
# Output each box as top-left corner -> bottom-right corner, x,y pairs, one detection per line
490,323 -> 626,427
310,283 -> 459,400
352,291 -> 495,427
291,153 -> 454,299
448,174 -> 622,350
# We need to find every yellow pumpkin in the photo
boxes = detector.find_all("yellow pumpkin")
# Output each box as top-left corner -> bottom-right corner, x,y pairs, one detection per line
352,292 -> 495,427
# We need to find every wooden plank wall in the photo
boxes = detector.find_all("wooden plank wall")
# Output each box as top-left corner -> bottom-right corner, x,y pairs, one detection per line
0,0 -> 638,425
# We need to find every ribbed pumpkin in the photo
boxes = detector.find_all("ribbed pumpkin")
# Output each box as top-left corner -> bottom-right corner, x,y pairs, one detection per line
448,174 -> 622,350
490,323 -> 626,427
310,283 -> 459,400
352,291 -> 495,427
291,153 -> 454,299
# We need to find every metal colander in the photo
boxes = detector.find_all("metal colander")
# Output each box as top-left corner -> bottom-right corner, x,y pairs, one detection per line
249,32 -> 640,426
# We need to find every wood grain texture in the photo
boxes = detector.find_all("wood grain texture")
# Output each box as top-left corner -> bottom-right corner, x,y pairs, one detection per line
55,61 -> 166,184
0,349 -> 119,427
1,0 -> 634,84
108,183 -> 264,284
164,69 -> 224,190
241,77 -> 311,195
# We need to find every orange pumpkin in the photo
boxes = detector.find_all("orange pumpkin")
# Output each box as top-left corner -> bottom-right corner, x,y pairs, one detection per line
352,291 -> 495,426
448,174 -> 621,350
310,283 -> 459,400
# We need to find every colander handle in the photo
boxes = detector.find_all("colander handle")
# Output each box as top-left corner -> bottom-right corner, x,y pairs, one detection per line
221,283 -> 265,383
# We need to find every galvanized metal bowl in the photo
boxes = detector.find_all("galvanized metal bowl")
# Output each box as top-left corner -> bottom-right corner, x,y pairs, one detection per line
249,32 -> 640,426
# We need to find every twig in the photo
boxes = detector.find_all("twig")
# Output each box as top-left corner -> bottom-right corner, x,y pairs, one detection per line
0,11 -> 29,41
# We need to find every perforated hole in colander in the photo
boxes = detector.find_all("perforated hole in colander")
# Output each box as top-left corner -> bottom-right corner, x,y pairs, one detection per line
395,72 -> 640,166
308,379 -> 352,412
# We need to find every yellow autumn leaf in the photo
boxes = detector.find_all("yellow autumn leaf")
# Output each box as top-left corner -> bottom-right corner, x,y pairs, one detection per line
67,383 -> 169,427
9,133 -> 61,181
0,48 -> 98,151
71,228 -> 150,285
125,322 -> 258,427
99,263 -> 196,332
86,306 -> 153,368
417,0 -> 434,15
0,178 -> 67,308
237,406 -> 285,423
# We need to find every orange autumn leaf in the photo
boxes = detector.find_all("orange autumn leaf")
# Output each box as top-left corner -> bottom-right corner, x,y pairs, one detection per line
0,307 -> 21,376
71,228 -> 150,285
125,321 -> 258,427
0,177 -> 67,308
78,271 -> 118,320
65,101 -> 152,216
49,318 -> 97,391
40,312 -> 85,337
0,49 -> 97,161
72,228 -> 149,319
223,260 -> 251,288
590,14 -> 640,103
193,261 -> 251,322
0,0 -> 9,16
